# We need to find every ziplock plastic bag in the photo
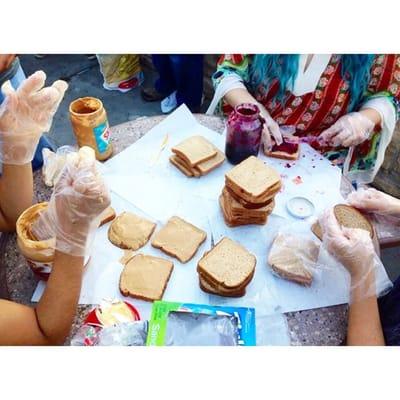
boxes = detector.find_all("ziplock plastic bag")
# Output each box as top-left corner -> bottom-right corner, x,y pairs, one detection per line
97,55 -> 143,93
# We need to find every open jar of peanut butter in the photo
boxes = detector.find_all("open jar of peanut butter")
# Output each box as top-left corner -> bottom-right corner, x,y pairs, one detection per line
69,97 -> 113,161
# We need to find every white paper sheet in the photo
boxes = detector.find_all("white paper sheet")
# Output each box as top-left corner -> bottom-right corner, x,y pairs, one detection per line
32,104 -> 391,322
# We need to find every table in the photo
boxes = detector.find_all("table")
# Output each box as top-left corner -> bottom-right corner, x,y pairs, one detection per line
1,114 -> 351,345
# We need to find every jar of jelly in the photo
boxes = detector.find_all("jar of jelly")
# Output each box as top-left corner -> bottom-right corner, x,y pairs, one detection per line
225,103 -> 263,164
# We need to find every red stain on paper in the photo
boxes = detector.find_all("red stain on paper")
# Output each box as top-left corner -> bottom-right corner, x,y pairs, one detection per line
292,175 -> 303,185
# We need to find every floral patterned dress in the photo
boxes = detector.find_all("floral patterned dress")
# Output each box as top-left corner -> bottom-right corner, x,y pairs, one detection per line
212,54 -> 400,179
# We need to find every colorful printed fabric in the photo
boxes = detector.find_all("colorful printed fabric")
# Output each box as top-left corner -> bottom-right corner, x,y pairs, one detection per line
212,54 -> 400,176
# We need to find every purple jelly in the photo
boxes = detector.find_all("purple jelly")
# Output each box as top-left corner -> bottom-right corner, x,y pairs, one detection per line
225,103 -> 263,164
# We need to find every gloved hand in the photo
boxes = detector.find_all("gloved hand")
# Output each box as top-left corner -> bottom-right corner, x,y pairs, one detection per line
347,188 -> 400,217
319,208 -> 377,299
319,112 -> 375,148
258,103 -> 283,151
0,70 -> 68,165
32,147 -> 111,257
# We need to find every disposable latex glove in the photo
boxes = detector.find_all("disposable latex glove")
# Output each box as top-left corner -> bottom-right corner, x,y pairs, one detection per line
0,70 -> 68,165
347,188 -> 400,217
319,208 -> 376,285
319,112 -> 375,148
32,147 -> 111,257
258,103 -> 283,151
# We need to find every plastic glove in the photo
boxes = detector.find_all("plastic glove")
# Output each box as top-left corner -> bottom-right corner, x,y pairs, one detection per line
258,103 -> 283,150
0,70 -> 68,165
319,112 -> 375,148
347,188 -> 400,217
319,208 -> 377,299
32,147 -> 111,257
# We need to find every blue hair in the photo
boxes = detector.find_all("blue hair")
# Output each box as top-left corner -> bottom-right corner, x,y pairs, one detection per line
250,54 -> 375,111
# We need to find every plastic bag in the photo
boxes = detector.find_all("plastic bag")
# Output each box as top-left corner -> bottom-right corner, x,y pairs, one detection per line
97,321 -> 148,346
164,311 -> 239,346
97,55 -> 143,93
268,232 -> 320,286
42,145 -> 76,187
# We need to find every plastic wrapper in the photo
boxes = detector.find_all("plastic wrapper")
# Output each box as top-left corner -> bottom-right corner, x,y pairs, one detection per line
164,311 -> 239,346
97,55 -> 143,93
32,146 -> 111,256
42,145 -> 76,187
70,324 -> 102,346
268,232 -> 320,286
0,71 -> 67,165
97,321 -> 148,346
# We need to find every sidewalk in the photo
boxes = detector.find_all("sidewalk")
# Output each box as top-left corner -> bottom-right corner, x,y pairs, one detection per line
19,54 -> 161,148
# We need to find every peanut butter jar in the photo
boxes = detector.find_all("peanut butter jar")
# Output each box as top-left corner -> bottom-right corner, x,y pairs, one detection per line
16,203 -> 91,280
16,203 -> 56,280
69,97 -> 113,161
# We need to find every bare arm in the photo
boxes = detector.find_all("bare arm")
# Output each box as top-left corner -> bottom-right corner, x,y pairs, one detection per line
0,251 -> 84,345
0,163 -> 33,232
346,267 -> 385,346
224,87 -> 259,108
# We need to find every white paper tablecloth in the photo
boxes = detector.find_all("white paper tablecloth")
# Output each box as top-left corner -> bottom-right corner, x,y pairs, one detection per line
33,104 -> 391,326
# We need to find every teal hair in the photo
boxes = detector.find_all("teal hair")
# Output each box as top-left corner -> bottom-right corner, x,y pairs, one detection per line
250,54 -> 375,111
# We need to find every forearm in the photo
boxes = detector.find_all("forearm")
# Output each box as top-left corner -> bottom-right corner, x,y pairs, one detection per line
346,272 -> 385,346
35,251 -> 84,344
224,88 -> 259,108
0,163 -> 33,231
359,108 -> 382,128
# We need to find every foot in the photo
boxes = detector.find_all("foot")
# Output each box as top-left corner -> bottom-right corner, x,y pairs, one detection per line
141,87 -> 166,102
161,91 -> 178,114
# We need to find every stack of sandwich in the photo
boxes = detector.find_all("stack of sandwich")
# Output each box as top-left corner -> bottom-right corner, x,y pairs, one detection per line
170,135 -> 225,177
220,156 -> 281,227
197,237 -> 256,298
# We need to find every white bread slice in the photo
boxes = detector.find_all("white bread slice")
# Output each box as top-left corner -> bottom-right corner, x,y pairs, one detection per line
119,254 -> 173,301
151,216 -> 206,263
172,135 -> 217,167
197,237 -> 256,289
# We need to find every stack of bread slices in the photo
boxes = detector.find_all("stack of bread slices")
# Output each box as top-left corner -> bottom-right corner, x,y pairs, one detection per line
197,237 -> 256,297
220,156 -> 281,227
170,135 -> 225,177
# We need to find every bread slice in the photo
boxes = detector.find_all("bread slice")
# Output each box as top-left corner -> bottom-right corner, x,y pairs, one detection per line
119,254 -> 173,301
219,194 -> 268,227
169,155 -> 200,177
99,206 -> 116,227
264,139 -> 300,161
108,212 -> 156,250
199,276 -> 246,297
172,135 -> 217,167
225,185 -> 276,209
225,156 -> 281,203
197,237 -> 256,289
151,216 -> 206,263
268,233 -> 318,286
195,149 -> 225,175
222,187 -> 274,217
312,204 -> 374,241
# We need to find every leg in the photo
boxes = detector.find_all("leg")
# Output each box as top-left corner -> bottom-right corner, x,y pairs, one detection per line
378,276 -> 400,345
152,55 -> 177,96
169,55 -> 204,111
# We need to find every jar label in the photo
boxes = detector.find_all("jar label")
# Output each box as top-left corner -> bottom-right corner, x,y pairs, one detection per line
93,120 -> 111,153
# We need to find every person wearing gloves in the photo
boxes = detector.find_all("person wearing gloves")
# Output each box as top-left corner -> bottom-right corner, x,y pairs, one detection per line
0,147 -> 111,345
320,188 -> 400,345
0,55 -> 55,171
0,70 -> 67,231
208,54 -> 400,184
